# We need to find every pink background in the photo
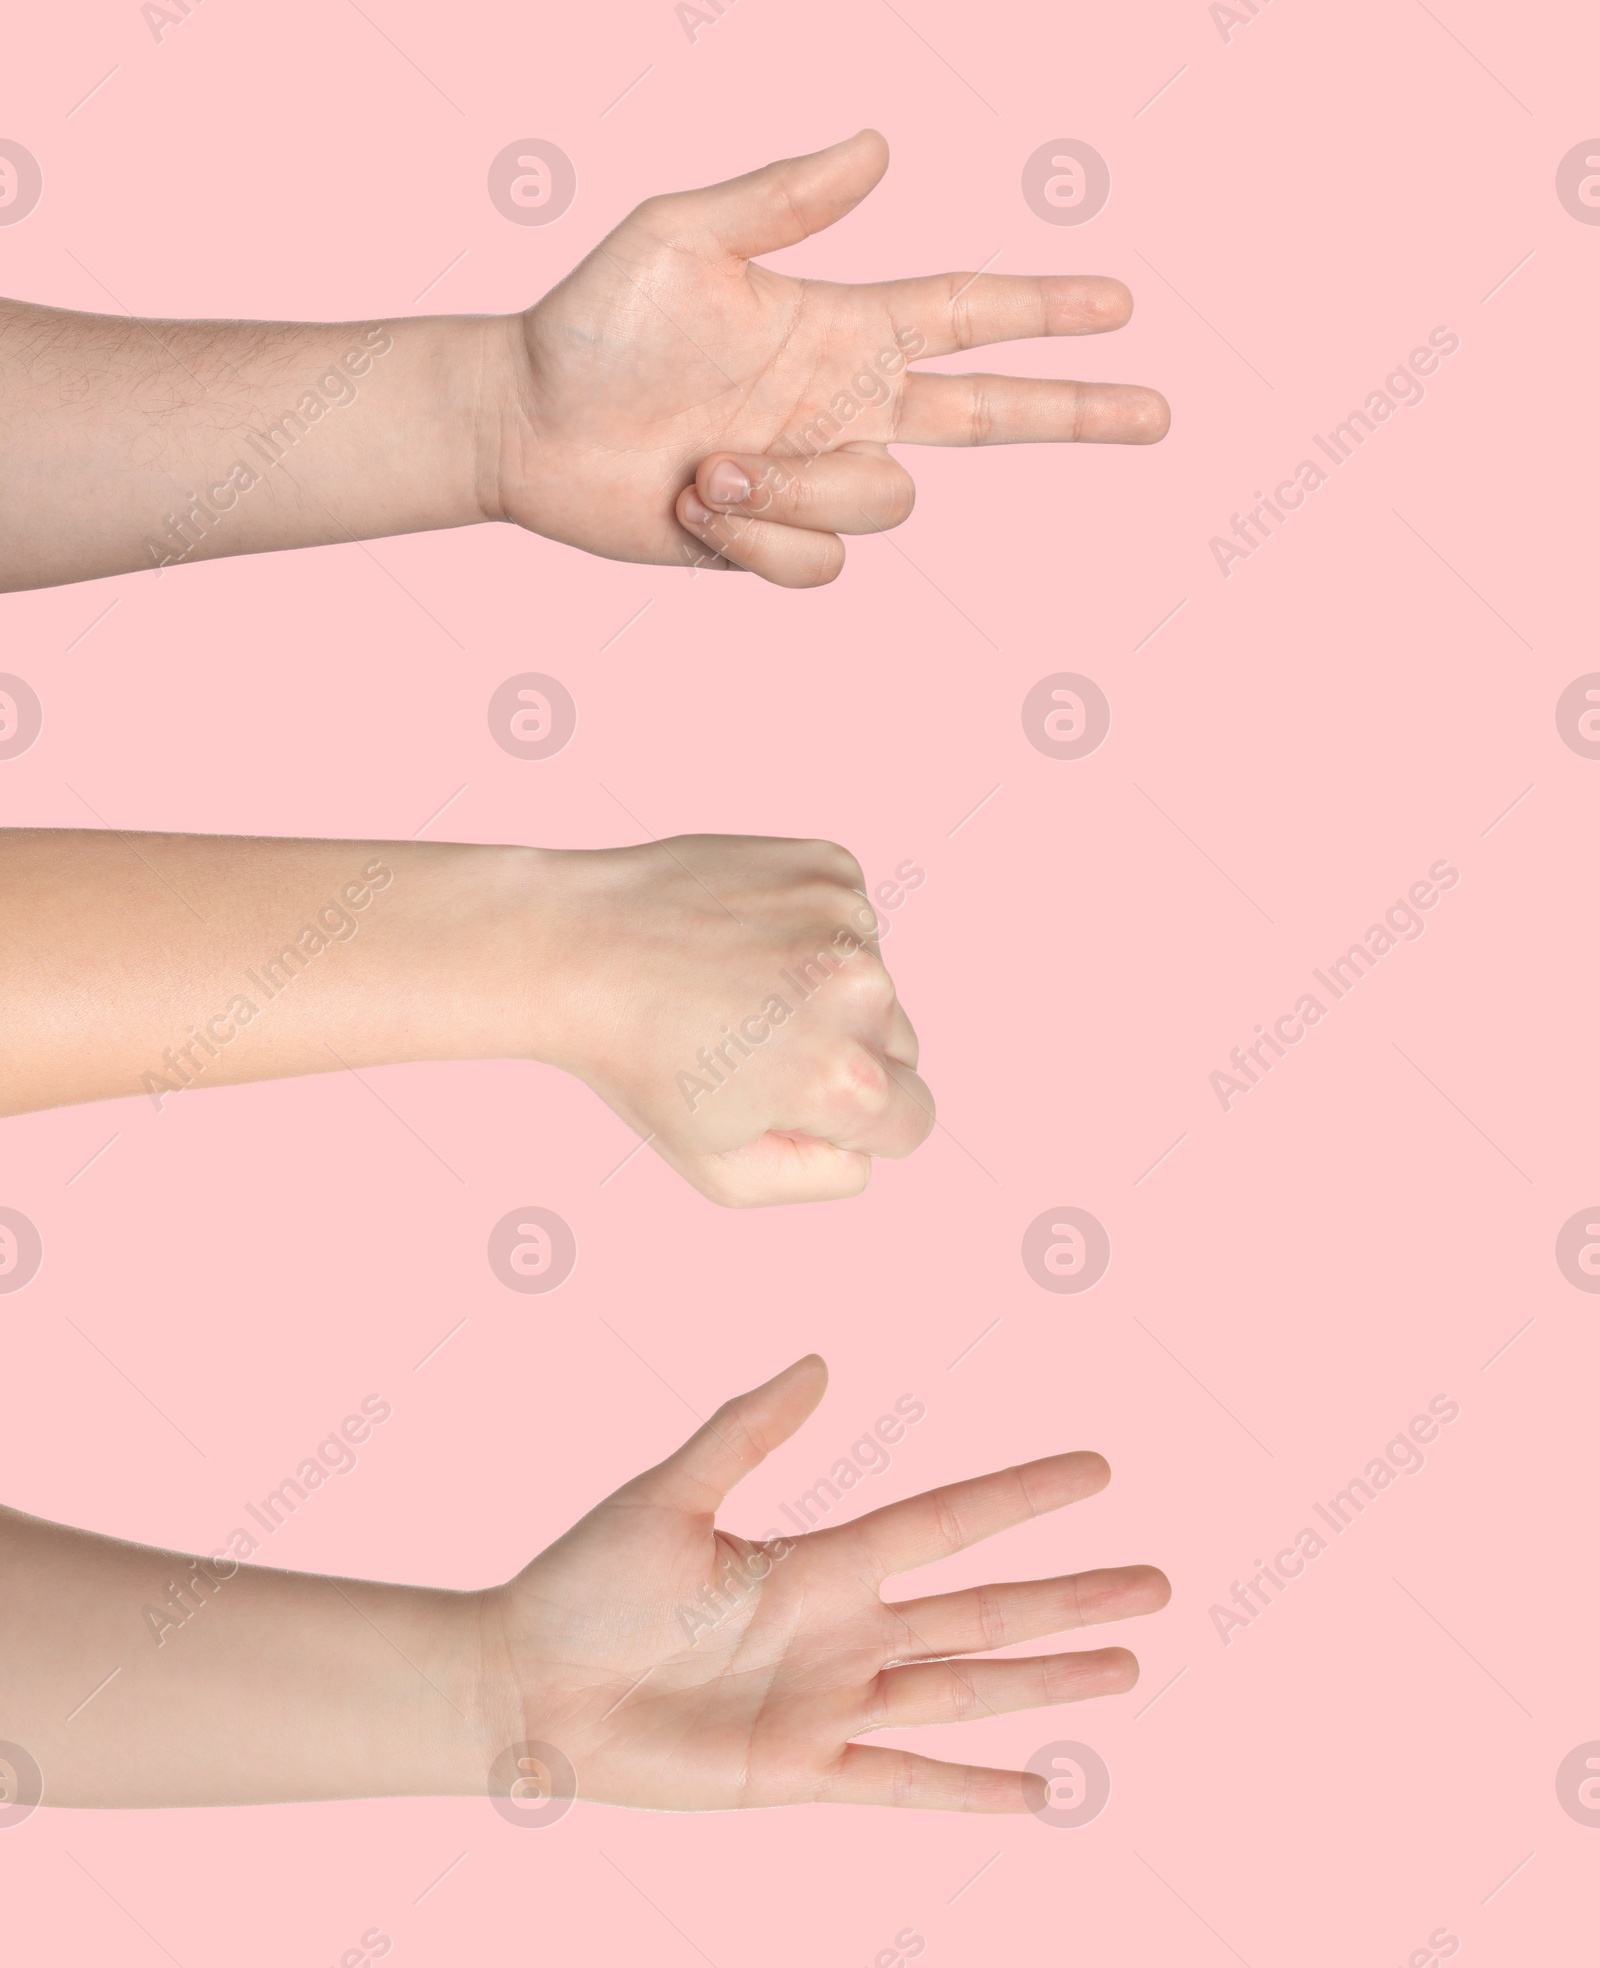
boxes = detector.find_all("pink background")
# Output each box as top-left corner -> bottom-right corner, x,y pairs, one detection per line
1,0 -> 1595,1960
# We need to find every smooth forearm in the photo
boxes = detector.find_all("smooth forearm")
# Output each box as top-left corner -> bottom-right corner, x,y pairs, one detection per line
0,830 -> 549,1116
0,825 -> 932,1206
0,1503 -> 490,1806
0,300 -> 513,591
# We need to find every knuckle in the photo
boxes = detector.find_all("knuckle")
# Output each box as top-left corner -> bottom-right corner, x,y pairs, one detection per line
823,920 -> 878,971
706,1401 -> 760,1460
835,956 -> 895,1010
800,536 -> 846,587
778,460 -> 820,517
882,469 -> 916,525
967,380 -> 993,447
973,1584 -> 1010,1653
931,1489 -> 965,1553
877,1087 -> 933,1158
815,884 -> 874,935
805,840 -> 865,887
820,1049 -> 890,1114
951,1670 -> 986,1723
1010,1463 -> 1050,1520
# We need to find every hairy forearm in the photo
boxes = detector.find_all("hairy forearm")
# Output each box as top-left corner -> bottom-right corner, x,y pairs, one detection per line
0,830 -> 547,1116
0,300 -> 511,591
0,1502 -> 489,1806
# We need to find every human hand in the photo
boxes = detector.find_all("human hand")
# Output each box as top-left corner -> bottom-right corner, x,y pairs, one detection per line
489,130 -> 1169,587
0,828 -> 925,1208
474,1356 -> 1170,1813
525,834 -> 932,1206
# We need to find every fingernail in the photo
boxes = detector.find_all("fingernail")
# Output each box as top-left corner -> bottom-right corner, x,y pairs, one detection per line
704,461 -> 750,506
682,489 -> 713,524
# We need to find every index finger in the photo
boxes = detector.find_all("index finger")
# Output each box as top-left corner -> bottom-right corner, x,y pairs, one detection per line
881,271 -> 1133,360
842,1451 -> 1112,1580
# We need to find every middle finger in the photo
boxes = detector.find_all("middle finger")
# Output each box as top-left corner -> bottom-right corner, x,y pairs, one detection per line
882,1566 -> 1171,1661
898,372 -> 1170,447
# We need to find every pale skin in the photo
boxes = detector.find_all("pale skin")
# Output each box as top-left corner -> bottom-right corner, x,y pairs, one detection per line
0,132 -> 1175,1824
0,130 -> 1168,594
0,827 -> 935,1207
1,1357 -> 1169,1812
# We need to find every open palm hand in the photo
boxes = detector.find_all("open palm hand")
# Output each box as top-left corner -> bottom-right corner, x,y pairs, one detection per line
478,1356 -> 1169,1813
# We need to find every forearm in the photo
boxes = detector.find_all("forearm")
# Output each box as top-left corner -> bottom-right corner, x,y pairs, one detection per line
0,830 -> 547,1116
0,1502 -> 489,1806
0,300 -> 513,591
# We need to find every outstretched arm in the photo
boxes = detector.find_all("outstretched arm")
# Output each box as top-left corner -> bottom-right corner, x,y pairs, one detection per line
0,131 -> 1167,594
0,827 -> 932,1207
0,1358 -> 1169,1813
0,1479 -> 483,1809
0,301 -> 491,592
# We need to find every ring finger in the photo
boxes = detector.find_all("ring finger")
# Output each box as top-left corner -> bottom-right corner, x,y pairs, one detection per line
882,1566 -> 1171,1661
871,1648 -> 1139,1729
693,441 -> 915,536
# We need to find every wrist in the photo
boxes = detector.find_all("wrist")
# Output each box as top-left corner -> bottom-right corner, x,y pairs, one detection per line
450,841 -> 571,1064
490,844 -> 643,1077
471,311 -> 542,529
466,1581 -> 557,1786
324,840 -> 595,1075
338,1579 -> 509,1801
376,312 -> 511,534
413,1585 -> 517,1798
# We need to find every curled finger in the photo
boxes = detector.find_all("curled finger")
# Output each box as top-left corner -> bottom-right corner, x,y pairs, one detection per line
676,486 -> 845,588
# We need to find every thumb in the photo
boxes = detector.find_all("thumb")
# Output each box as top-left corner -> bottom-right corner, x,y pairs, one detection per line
669,129 -> 889,260
630,1355 -> 829,1513
680,1130 -> 875,1208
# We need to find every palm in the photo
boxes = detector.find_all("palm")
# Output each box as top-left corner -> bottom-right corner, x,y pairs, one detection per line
503,1498 -> 890,1810
516,242 -> 902,563
484,1357 -> 1169,1814
495,131 -> 1168,586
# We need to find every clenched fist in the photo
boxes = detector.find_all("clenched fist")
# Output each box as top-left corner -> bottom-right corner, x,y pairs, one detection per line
525,835 -> 933,1205
0,827 -> 932,1208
